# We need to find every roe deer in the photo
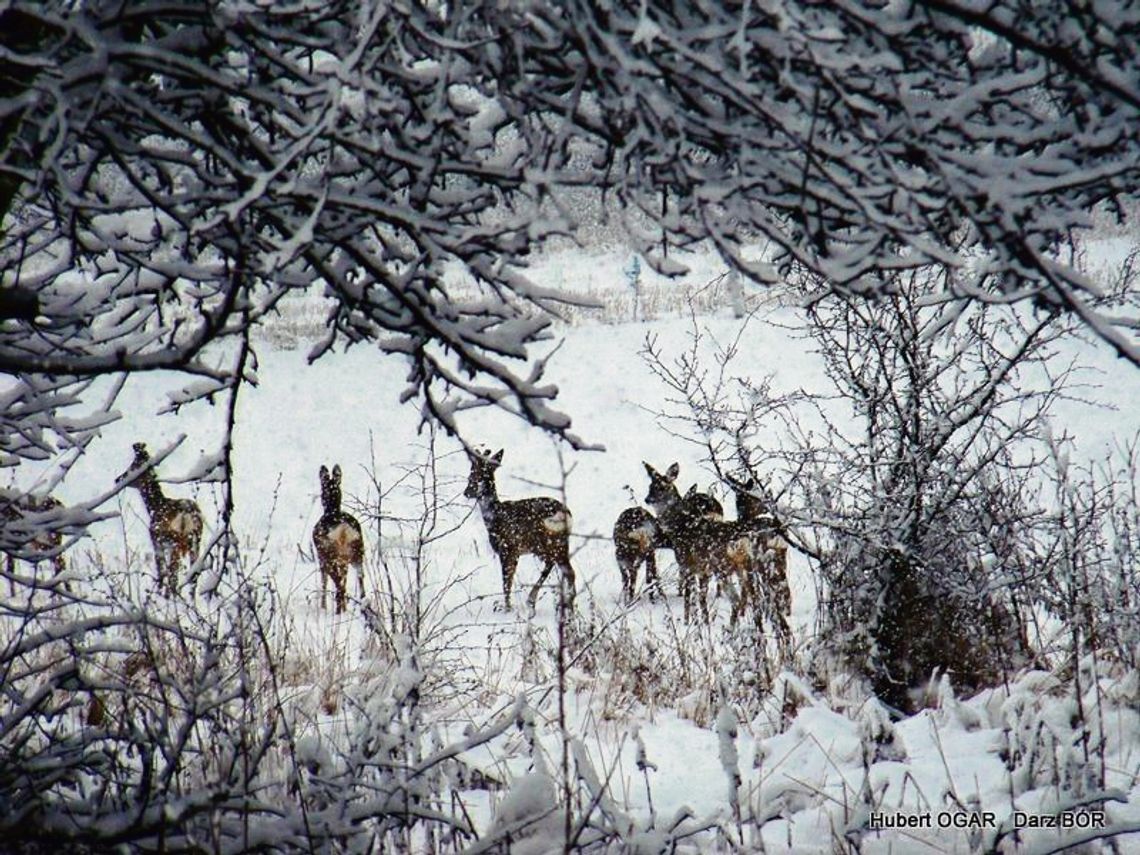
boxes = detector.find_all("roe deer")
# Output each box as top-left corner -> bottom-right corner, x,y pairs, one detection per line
312,464 -> 365,614
464,448 -> 575,611
728,476 -> 792,658
613,507 -> 664,602
644,462 -> 788,646
642,464 -> 733,609
2,492 -> 67,595
117,443 -> 204,594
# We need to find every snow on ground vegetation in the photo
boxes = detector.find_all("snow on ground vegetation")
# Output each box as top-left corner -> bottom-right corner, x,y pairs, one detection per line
6,241 -> 1140,852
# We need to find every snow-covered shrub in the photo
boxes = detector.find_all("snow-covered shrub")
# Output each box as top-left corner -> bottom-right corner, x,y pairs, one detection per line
1038,435 -> 1140,671
641,272 -> 1086,711
793,276 -> 1077,711
0,539 -> 525,852
0,551 -> 288,850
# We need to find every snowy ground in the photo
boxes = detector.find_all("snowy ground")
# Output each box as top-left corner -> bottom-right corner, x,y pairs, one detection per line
14,243 -> 1140,852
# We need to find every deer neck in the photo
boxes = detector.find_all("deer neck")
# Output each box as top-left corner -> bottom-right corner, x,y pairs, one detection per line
136,472 -> 171,517
473,481 -> 501,525
652,490 -> 689,533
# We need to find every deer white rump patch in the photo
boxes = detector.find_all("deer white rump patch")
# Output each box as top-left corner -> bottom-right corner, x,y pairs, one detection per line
623,522 -> 656,550
327,522 -> 362,553
542,510 -> 571,534
724,537 -> 755,570
169,511 -> 201,536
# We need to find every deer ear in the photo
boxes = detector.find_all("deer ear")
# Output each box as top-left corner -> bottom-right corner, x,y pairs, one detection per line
667,462 -> 680,480
332,464 -> 342,482
643,462 -> 656,477
492,449 -> 504,464
133,442 -> 147,455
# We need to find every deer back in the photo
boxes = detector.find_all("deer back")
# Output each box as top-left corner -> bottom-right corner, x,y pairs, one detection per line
682,484 -> 724,521
490,497 -> 571,560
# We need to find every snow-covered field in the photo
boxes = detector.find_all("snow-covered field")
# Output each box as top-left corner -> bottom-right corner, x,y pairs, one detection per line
14,243 -> 1140,852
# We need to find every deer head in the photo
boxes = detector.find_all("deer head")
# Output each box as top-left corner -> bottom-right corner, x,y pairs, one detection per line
643,462 -> 681,512
318,464 -> 344,514
116,442 -> 153,487
464,448 -> 504,500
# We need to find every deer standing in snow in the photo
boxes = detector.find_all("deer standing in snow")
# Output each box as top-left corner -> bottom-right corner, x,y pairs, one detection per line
2,492 -> 68,594
312,464 -> 365,614
728,476 -> 792,657
613,507 -> 664,602
116,443 -> 204,595
464,448 -> 575,611
644,462 -> 790,652
613,482 -> 723,605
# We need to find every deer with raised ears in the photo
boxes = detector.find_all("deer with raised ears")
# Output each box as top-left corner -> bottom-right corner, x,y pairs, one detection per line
613,506 -> 664,603
2,492 -> 68,595
464,448 -> 575,611
639,464 -> 729,603
116,443 -> 204,595
644,462 -> 723,619
312,464 -> 365,614
644,462 -> 783,636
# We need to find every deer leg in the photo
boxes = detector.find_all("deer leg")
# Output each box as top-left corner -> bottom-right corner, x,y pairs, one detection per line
561,561 -> 576,611
164,539 -> 182,596
500,553 -> 518,610
529,560 -> 555,609
320,565 -> 328,610
740,564 -> 758,627
164,549 -> 174,596
681,565 -> 695,622
773,591 -> 792,659
684,566 -> 700,623
155,541 -> 170,595
617,554 -> 633,603
740,569 -> 758,626
768,554 -> 792,658
698,571 -> 712,624
168,544 -> 183,596
334,563 -> 347,614
727,575 -> 743,624
6,554 -> 15,597
743,571 -> 764,632
52,554 -> 70,593
645,552 -> 659,602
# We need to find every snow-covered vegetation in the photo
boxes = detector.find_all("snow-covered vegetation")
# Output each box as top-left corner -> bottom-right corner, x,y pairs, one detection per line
5,247 -> 1140,852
